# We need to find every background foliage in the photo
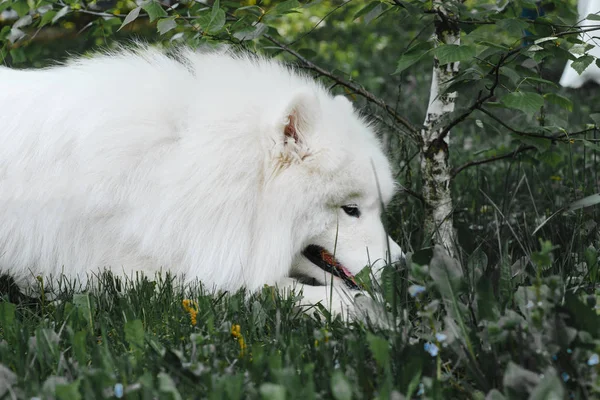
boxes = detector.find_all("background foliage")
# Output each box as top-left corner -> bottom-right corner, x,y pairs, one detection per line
1,0 -> 600,398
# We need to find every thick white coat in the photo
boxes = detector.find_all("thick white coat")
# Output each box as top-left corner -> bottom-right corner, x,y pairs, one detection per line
0,47 -> 403,316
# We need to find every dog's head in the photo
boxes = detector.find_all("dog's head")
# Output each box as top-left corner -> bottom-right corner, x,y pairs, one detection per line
264,89 -> 404,286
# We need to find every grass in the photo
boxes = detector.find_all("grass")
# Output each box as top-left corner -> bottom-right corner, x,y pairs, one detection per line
1,230 -> 599,400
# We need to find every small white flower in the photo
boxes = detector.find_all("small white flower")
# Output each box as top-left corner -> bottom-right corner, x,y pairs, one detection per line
435,333 -> 447,342
408,285 -> 426,297
588,354 -> 599,366
114,383 -> 124,399
424,342 -> 439,357
526,300 -> 534,309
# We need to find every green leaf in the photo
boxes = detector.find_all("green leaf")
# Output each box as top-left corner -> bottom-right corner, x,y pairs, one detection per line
52,6 -> 70,23
40,11 -> 57,27
429,246 -> 476,359
534,36 -> 558,45
538,151 -> 562,168
571,55 -> 595,75
124,319 -> 145,349
12,15 -> 32,29
528,369 -> 565,400
272,0 -> 300,15
73,293 -> 93,327
0,364 -> 17,397
119,6 -> 142,31
429,245 -> 463,301
197,1 -> 226,34
330,371 -> 352,400
367,333 -> 390,367
157,17 -> 177,35
36,328 -> 60,363
533,191 -> 596,233
0,301 -> 15,329
353,1 -> 381,20
582,139 -> 600,153
586,13 -> 600,21
11,1 -> 30,17
72,331 -> 88,365
394,42 -> 432,74
543,93 -> 573,111
55,381 -> 81,400
500,66 -> 521,84
9,48 -> 26,63
476,274 -> 499,321
591,113 -> 600,125
467,247 -> 486,285
354,266 -> 373,291
585,246 -> 599,281
259,383 -> 286,400
474,40 -> 509,51
564,292 -> 600,335
502,362 -> 540,397
434,44 -> 476,65
497,18 -> 529,32
514,135 -> 551,151
522,76 -> 558,87
142,1 -> 167,22
501,91 -> 544,115
485,389 -> 506,400
158,372 -> 182,400
565,193 -> 600,212
232,23 -> 268,41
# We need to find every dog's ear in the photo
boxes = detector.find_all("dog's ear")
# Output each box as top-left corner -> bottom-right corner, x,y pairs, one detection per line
281,91 -> 320,146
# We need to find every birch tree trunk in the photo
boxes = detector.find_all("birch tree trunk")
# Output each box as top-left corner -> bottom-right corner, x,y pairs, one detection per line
421,4 -> 460,258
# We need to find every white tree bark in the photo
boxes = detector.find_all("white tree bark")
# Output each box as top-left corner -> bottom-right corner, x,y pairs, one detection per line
421,3 -> 459,258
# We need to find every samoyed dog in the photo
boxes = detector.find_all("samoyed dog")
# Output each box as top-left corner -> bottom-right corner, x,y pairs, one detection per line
0,46 -> 404,319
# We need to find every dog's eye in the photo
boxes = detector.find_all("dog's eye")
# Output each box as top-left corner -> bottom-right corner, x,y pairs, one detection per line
341,205 -> 360,218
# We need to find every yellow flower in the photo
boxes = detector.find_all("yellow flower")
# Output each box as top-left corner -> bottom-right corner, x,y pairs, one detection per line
550,175 -> 562,181
231,324 -> 247,356
182,299 -> 198,326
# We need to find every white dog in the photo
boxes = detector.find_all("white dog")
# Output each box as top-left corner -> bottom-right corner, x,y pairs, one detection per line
0,47 -> 404,318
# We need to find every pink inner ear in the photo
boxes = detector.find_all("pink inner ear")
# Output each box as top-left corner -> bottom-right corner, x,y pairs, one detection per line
284,114 -> 299,143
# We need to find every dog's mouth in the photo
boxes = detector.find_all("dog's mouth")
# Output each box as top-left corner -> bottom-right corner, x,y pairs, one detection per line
302,245 -> 360,290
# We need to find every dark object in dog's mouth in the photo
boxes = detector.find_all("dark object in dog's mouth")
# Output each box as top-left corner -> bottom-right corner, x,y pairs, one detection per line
302,245 -> 359,290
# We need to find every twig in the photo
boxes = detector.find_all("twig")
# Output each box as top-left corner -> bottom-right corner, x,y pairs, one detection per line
437,48 -> 520,142
263,34 -> 420,141
289,0 -> 354,46
451,145 -> 536,178
452,117 -> 597,178
401,186 -> 425,203
479,108 -> 596,141
369,113 -> 418,144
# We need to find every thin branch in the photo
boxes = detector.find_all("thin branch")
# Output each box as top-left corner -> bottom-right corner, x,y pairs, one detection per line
479,107 -> 597,141
263,34 -> 420,141
452,113 -> 598,178
400,186 -> 425,203
289,0 -> 354,46
437,48 -> 520,141
451,145 -> 536,178
369,113 -> 418,144
433,22 -> 600,143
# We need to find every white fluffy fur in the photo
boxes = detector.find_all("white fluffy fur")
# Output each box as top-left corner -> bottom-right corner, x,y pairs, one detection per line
0,46 -> 403,317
